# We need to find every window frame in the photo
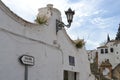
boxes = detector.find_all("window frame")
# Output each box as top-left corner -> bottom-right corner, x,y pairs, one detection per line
110,48 -> 114,53
101,49 -> 104,54
69,56 -> 75,66
105,49 -> 108,53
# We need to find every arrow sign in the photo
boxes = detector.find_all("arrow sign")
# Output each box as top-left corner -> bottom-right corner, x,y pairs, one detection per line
20,55 -> 34,66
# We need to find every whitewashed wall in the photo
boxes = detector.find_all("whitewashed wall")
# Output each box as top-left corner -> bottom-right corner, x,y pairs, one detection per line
97,41 -> 120,68
0,1 -> 94,80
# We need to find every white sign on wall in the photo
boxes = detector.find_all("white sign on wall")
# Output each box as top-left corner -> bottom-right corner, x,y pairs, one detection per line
20,55 -> 34,66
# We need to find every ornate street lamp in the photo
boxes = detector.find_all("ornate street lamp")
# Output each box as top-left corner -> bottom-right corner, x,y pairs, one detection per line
56,8 -> 75,34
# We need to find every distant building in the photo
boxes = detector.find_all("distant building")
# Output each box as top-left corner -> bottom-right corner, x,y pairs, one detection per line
88,24 -> 120,79
0,1 -> 95,80
87,50 -> 98,64
97,39 -> 120,69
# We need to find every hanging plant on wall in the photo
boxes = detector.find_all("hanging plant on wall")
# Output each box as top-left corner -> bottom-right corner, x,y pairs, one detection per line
35,16 -> 47,24
75,40 -> 85,48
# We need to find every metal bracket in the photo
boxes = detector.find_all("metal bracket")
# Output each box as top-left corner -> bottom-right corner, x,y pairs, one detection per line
56,20 -> 64,34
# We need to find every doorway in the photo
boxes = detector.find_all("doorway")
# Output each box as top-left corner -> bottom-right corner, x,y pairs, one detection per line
64,70 -> 78,80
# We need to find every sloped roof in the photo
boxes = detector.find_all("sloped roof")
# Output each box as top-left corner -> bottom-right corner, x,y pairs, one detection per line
107,40 -> 120,44
97,39 -> 120,49
97,46 -> 108,49
113,40 -> 120,45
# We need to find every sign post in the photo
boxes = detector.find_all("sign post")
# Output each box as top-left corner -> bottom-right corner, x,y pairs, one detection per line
19,55 -> 34,80
25,65 -> 28,80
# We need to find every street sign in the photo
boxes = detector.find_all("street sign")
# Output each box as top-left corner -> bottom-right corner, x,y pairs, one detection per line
20,55 -> 34,66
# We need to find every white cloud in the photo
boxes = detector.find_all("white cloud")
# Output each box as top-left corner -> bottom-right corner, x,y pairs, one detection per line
91,16 -> 118,29
86,39 -> 99,50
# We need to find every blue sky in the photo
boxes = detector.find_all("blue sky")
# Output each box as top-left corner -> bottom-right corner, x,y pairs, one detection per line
1,0 -> 120,50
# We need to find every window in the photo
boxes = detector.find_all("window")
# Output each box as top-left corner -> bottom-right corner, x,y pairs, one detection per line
105,49 -> 108,53
110,48 -> 114,53
69,56 -> 75,66
101,49 -> 104,54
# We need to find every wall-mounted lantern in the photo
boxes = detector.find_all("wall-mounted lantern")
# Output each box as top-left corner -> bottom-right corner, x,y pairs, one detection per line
56,8 -> 75,34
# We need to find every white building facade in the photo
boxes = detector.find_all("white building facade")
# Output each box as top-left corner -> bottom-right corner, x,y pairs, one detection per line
0,1 -> 95,80
97,40 -> 120,69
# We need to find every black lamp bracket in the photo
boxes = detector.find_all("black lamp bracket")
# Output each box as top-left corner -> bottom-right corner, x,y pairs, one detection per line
56,19 -> 71,34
